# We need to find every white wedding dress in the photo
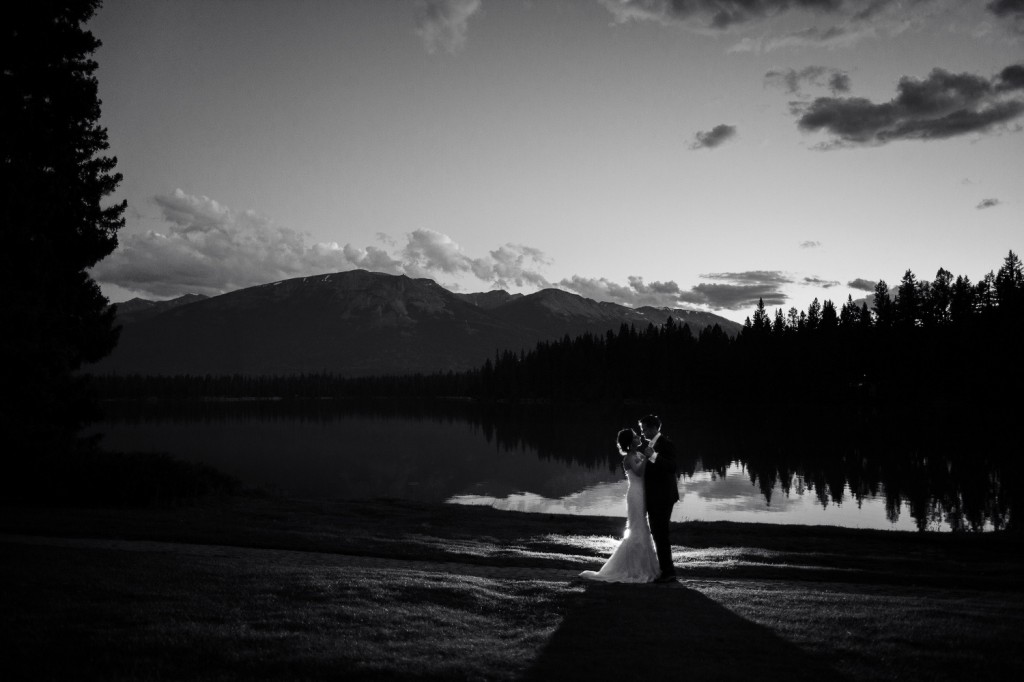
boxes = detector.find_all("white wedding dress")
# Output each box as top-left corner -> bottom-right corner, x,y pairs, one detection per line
579,467 -> 660,583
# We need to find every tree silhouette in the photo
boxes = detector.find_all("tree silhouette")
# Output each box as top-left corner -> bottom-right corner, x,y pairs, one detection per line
3,2 -> 125,456
806,298 -> 822,331
995,250 -> 1023,314
927,267 -> 953,327
950,274 -> 975,324
895,269 -> 920,328
872,280 -> 893,328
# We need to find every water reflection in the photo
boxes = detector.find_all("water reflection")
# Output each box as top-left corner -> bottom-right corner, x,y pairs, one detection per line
96,399 -> 1016,532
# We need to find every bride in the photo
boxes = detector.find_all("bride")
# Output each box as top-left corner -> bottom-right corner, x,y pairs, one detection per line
579,428 -> 661,583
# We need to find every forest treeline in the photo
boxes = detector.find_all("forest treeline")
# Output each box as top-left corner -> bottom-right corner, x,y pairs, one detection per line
93,251 -> 1024,415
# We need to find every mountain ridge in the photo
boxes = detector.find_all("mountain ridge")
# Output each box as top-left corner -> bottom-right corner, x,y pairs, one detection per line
96,270 -> 741,377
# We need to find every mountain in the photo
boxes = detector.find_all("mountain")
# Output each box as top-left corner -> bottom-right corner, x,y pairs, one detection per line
93,270 -> 741,377
490,288 -> 733,341
113,294 -> 208,325
454,290 -> 524,310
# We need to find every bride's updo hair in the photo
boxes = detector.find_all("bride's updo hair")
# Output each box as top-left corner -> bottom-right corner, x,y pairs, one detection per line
616,428 -> 635,455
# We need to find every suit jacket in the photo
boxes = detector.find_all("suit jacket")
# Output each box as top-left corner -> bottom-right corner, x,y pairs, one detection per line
644,434 -> 680,508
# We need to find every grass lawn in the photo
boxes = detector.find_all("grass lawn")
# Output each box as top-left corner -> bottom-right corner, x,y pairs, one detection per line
3,497 -> 1023,680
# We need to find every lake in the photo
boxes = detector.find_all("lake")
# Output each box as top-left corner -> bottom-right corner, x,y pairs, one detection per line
93,400 -> 1015,532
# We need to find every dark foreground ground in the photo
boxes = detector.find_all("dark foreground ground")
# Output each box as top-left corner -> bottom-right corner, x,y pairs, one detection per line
2,496 -> 1023,681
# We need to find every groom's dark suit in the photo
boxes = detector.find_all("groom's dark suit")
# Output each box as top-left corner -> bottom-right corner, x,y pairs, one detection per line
644,434 -> 679,578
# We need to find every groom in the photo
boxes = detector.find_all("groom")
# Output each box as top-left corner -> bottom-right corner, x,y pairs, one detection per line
639,414 -> 679,583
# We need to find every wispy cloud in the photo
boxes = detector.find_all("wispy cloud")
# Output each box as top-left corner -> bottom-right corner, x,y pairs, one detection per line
414,0 -> 483,54
557,275 -> 685,308
732,24 -> 880,53
687,283 -> 789,309
803,276 -> 841,288
847,278 -> 878,291
691,124 -> 737,149
692,271 -> 793,308
598,0 -> 902,31
977,197 -> 1002,209
91,190 -> 549,298
765,67 -> 851,96
557,270 -> 792,311
800,240 -> 822,248
701,270 -> 793,285
793,63 -> 1024,147
602,0 -> 923,54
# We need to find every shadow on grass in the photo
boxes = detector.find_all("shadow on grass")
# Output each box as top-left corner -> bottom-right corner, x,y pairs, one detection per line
523,583 -> 847,682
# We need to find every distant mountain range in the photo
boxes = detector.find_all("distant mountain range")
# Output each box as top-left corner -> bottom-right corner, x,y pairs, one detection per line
92,270 -> 741,376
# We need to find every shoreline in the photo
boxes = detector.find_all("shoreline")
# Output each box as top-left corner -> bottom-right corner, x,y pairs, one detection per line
4,494 -> 1022,591
5,494 -> 1024,680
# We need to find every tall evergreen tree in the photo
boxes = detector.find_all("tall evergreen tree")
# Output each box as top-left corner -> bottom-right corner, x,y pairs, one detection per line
786,307 -> 800,330
873,280 -> 893,327
751,297 -> 771,336
772,308 -> 786,336
839,295 -> 858,328
806,298 -> 822,331
950,274 -> 975,324
977,271 -> 997,314
858,302 -> 873,328
928,267 -> 953,326
995,250 -> 1023,313
820,299 -> 838,330
895,269 -> 920,328
3,2 -> 125,456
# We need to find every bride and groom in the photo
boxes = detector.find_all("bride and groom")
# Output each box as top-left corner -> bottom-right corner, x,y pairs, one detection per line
580,414 -> 679,584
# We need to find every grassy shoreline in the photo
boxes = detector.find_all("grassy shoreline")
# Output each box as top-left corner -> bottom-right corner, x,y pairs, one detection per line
4,496 -> 1024,680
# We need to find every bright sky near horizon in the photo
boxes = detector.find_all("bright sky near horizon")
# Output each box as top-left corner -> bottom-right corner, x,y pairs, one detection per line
88,0 -> 1023,323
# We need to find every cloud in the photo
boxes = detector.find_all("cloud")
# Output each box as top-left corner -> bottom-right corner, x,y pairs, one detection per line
803,276 -> 841,288
847,278 -> 877,291
988,0 -> 1024,33
557,275 -> 685,308
414,0 -> 482,54
997,63 -> 1024,91
757,24 -> 879,52
693,271 -> 793,308
766,67 -> 851,95
793,63 -> 1024,147
598,0 -> 898,31
977,198 -> 1002,209
800,240 -> 822,248
602,0 -> 919,51
91,189 -> 549,298
401,229 -> 551,288
556,270 -> 791,311
691,124 -> 737,149
701,270 -> 793,285
686,283 -> 789,309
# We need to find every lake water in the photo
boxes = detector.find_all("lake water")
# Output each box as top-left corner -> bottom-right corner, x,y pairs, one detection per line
94,400 -> 1014,532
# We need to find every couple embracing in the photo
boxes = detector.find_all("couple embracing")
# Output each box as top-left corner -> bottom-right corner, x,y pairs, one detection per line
580,414 -> 679,584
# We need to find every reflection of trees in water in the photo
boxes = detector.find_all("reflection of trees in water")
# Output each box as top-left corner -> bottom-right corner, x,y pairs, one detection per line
676,406 -> 1015,532
102,399 -> 1014,531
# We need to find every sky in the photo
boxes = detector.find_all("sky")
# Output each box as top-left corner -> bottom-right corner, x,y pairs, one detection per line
87,0 -> 1023,323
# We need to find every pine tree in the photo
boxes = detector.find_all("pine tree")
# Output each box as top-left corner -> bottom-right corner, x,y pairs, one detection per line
751,298 -> 771,336
977,272 -> 997,314
873,280 -> 893,327
895,270 -> 920,328
950,274 -> 975,324
928,267 -> 953,326
772,308 -> 786,336
806,298 -> 822,331
3,2 -> 125,456
820,299 -> 838,330
995,250 -> 1023,313
839,295 -> 858,328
